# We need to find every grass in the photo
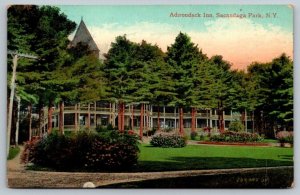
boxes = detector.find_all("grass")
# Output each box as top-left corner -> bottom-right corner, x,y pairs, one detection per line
137,144 -> 293,171
7,146 -> 20,160
261,139 -> 278,143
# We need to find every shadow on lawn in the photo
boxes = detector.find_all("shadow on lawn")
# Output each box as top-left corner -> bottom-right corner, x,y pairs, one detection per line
100,155 -> 294,188
99,166 -> 293,188
134,156 -> 293,172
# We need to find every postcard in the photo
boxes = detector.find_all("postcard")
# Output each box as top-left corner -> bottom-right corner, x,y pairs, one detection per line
7,5 -> 293,188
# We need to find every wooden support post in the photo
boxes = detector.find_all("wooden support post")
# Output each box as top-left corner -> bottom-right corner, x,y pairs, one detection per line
28,103 -> 33,140
245,109 -> 247,132
163,106 -> 166,129
174,107 -> 177,131
78,103 -> 81,131
209,109 -> 212,128
94,101 -> 97,127
157,106 -> 160,131
252,111 -> 255,133
75,104 -> 78,132
122,103 -> 125,132
139,104 -> 144,140
195,109 -> 198,130
87,103 -> 91,130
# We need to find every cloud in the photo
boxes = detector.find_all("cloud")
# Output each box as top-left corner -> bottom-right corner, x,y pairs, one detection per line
74,19 -> 293,70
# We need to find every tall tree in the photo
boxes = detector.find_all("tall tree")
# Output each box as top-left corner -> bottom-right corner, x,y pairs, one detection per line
165,32 -> 205,135
104,35 -> 136,132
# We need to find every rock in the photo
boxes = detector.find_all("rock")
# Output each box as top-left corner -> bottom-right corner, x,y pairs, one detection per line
83,182 -> 95,188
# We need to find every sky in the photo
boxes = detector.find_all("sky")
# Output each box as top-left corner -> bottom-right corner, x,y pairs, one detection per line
58,5 -> 293,70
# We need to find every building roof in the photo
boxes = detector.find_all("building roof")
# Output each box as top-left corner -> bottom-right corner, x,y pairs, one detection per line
71,19 -> 99,52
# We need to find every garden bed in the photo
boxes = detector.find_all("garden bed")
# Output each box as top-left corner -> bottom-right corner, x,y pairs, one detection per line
197,141 -> 271,147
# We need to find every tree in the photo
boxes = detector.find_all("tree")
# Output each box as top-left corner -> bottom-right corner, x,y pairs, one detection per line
104,35 -> 137,132
165,32 -> 205,135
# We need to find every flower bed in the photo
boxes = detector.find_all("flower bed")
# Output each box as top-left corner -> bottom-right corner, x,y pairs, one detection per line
209,131 -> 263,143
24,131 -> 140,171
150,133 -> 186,148
276,131 -> 293,147
198,141 -> 270,146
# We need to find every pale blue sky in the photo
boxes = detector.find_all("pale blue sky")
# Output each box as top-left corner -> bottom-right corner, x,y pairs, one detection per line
57,5 -> 293,70
58,5 -> 293,32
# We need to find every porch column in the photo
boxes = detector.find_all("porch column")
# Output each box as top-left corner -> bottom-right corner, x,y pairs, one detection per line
94,101 -> 97,126
209,109 -> 212,127
174,107 -> 177,130
163,106 -> 166,129
245,109 -> 247,132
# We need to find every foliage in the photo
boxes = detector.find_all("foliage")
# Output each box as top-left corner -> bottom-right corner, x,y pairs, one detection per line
27,131 -> 140,171
21,136 -> 41,164
150,133 -> 186,148
228,120 -> 245,132
210,131 -> 263,143
163,127 -> 173,133
190,131 -> 198,140
276,131 -> 293,145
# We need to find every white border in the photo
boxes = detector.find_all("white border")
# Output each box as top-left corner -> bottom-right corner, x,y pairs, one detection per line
0,1 -> 298,195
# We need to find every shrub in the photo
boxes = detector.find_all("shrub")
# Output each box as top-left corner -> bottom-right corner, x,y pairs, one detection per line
276,131 -> 293,145
27,131 -> 140,171
190,131 -> 198,140
21,136 -> 41,164
150,133 -> 186,148
228,120 -> 245,132
210,131 -> 263,143
163,127 -> 173,133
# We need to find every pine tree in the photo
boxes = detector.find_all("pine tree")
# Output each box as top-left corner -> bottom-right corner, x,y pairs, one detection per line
165,32 -> 205,135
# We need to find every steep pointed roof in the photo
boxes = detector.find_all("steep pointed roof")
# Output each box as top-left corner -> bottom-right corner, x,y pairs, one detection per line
71,19 -> 99,52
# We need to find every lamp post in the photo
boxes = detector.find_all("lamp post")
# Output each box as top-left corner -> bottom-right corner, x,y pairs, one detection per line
7,50 -> 37,157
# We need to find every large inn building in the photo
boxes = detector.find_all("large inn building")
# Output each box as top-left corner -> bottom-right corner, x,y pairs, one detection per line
48,19 -> 254,133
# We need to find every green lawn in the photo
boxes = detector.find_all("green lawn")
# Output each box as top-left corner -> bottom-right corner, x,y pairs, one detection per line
137,144 -> 293,171
7,146 -> 20,160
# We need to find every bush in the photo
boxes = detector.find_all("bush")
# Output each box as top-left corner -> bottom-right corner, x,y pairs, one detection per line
27,131 -> 140,171
228,120 -> 245,132
190,131 -> 198,140
163,127 -> 173,133
276,131 -> 293,145
150,133 -> 186,148
210,131 -> 263,143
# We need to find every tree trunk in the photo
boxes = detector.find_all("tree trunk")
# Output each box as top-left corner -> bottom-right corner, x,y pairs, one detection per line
47,101 -> 53,134
7,54 -> 18,157
179,107 -> 184,135
118,103 -> 121,131
15,96 -> 21,146
157,106 -> 160,131
28,103 -> 32,141
139,104 -> 144,140
218,101 -> 225,133
59,101 -> 64,135
131,104 -> 134,130
191,107 -> 195,132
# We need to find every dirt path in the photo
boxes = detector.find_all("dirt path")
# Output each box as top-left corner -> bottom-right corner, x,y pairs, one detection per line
7,146 -> 25,172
